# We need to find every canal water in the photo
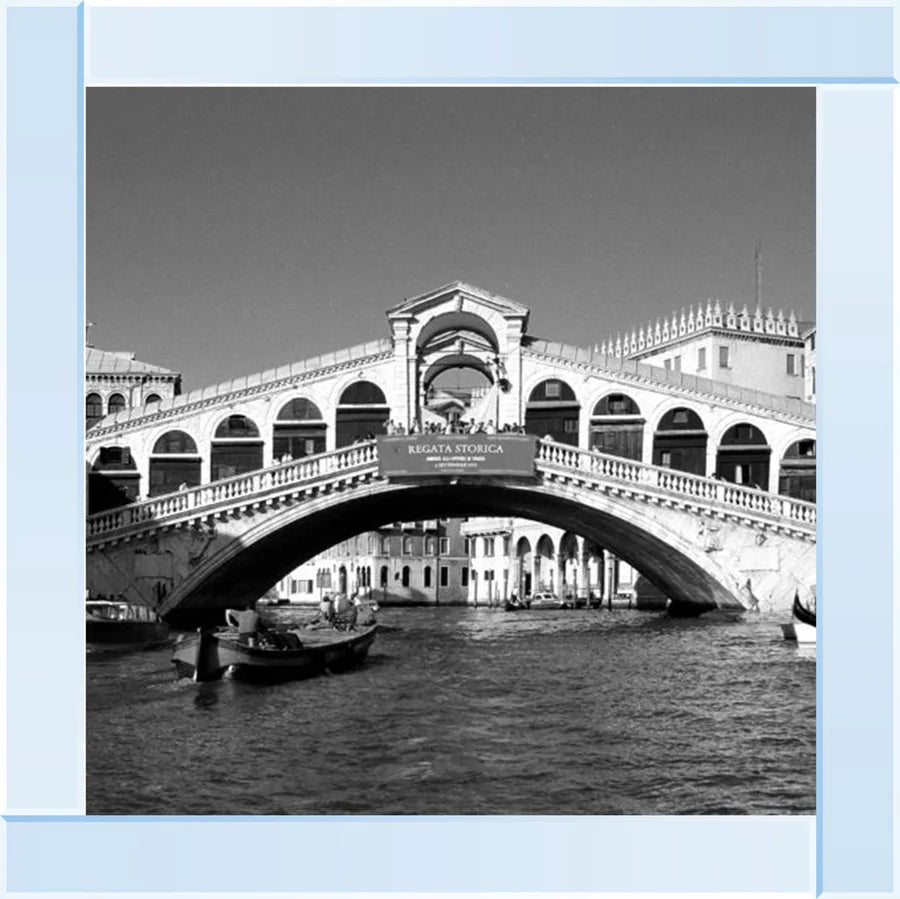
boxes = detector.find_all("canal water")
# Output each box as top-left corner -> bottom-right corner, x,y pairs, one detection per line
87,607 -> 815,815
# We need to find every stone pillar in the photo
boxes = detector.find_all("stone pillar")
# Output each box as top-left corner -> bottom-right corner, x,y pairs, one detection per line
602,550 -> 615,602
767,452 -> 780,495
706,441 -> 718,480
498,315 -> 527,428
579,545 -> 590,601
388,316 -> 414,429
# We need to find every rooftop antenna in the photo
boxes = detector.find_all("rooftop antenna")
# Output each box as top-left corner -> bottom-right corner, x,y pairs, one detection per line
754,238 -> 762,309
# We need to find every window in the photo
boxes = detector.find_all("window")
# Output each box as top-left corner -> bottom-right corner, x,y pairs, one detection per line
786,353 -> 796,375
380,566 -> 388,586
464,538 -> 471,555
719,346 -> 730,369
86,393 -> 103,429
800,355 -> 805,377
545,380 -> 561,398
402,537 -> 413,555
563,419 -> 578,433
461,568 -> 469,587
697,347 -> 706,371
484,537 -> 495,555
661,451 -> 672,468
440,537 -> 450,554
674,356 -> 681,373
810,334 -> 816,351
144,393 -> 162,407
811,367 -> 816,395
664,359 -> 671,371
380,537 -> 390,554
425,537 -> 436,555
502,536 -> 510,555
401,566 -> 410,587
440,566 -> 449,587
108,393 -> 126,415
424,566 -> 432,588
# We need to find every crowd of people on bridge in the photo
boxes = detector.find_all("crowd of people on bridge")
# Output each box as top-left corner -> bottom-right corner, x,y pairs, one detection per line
385,419 -> 527,436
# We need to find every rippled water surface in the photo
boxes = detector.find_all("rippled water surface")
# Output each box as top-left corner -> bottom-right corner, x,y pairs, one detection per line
87,607 -> 815,815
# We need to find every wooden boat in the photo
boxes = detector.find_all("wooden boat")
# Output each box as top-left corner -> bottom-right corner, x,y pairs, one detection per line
781,592 -> 816,644
172,624 -> 378,682
86,600 -> 169,651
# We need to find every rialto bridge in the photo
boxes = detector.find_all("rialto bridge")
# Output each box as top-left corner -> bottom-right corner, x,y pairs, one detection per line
85,282 -> 816,621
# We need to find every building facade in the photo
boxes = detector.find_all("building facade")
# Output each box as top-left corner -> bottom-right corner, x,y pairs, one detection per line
86,345 -> 183,511
276,518 -> 469,606
599,301 -> 812,400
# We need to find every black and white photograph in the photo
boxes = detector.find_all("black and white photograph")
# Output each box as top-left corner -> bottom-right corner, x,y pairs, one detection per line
85,87 -> 816,816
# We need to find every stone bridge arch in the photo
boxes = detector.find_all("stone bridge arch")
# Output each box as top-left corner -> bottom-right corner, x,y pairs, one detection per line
131,473 -> 811,625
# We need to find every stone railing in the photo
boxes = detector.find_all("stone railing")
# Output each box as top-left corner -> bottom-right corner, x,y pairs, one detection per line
535,441 -> 816,533
87,438 -> 816,546
86,442 -> 380,543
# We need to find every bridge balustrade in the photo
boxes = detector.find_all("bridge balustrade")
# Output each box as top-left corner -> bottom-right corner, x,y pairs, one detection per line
534,440 -> 815,528
87,437 -> 814,544
86,442 -> 379,539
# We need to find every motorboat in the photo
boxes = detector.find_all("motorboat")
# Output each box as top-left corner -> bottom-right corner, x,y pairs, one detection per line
528,592 -> 572,610
781,592 -> 816,644
172,623 -> 378,682
86,600 -> 169,651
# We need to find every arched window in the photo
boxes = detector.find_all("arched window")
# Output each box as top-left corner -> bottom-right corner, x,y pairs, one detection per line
425,536 -> 436,555
274,398 -> 327,460
590,393 -> 643,460
214,414 -> 260,439
402,537 -> 413,555
401,565 -> 410,588
339,382 -> 387,406
144,393 -> 162,407
716,423 -> 771,489
277,397 -> 323,421
380,565 -> 389,587
652,407 -> 707,475
211,414 -> 263,482
107,393 -> 126,416
525,379 -> 580,446
779,439 -> 816,502
88,446 -> 140,514
336,381 -> 389,447
149,430 -> 201,497
592,393 -> 640,416
152,430 -> 197,455
86,393 -> 103,430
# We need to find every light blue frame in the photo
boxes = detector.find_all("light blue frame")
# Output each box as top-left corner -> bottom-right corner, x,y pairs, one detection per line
3,3 -> 894,894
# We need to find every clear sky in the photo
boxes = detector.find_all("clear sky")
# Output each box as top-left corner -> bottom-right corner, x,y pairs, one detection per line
87,87 -> 814,390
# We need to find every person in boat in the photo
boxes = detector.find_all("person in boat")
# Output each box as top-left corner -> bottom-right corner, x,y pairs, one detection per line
333,593 -> 355,629
225,606 -> 261,645
311,593 -> 335,626
354,595 -> 376,627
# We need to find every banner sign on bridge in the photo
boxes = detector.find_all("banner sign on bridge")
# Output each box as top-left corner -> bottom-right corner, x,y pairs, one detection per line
378,435 -> 536,477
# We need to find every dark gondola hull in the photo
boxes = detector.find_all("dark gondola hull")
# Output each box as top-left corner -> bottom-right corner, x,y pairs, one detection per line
792,595 -> 816,628
172,625 -> 378,683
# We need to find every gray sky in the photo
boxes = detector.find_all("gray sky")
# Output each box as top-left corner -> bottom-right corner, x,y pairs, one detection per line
87,87 -> 814,390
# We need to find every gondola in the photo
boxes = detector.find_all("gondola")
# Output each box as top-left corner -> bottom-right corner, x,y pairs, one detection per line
781,591 -> 816,644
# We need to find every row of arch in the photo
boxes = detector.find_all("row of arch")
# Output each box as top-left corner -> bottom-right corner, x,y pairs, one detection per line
86,391 -> 163,429
88,377 -> 815,513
